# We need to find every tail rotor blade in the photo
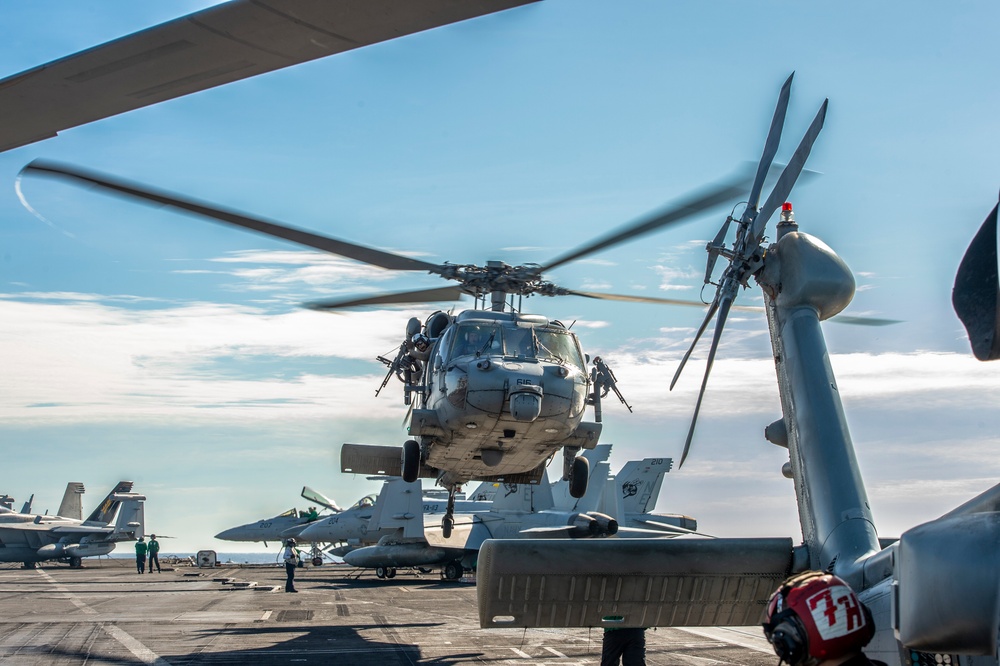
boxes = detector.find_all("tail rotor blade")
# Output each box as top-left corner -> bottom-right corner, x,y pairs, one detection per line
678,295 -> 733,467
751,99 -> 829,243
670,297 -> 720,390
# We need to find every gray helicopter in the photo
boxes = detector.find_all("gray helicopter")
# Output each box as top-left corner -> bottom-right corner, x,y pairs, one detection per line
21,147 -> 769,537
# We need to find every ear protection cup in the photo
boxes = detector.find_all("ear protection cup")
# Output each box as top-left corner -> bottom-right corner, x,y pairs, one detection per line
769,615 -> 810,666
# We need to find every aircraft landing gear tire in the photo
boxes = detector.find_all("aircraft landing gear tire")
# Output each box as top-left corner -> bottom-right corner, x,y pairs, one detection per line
69,556 -> 82,568
386,568 -> 397,579
443,561 -> 462,581
401,439 -> 420,483
569,455 -> 589,499
441,516 -> 454,539
376,566 -> 387,579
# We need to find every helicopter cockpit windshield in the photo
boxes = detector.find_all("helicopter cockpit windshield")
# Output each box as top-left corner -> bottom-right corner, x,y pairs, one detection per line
447,322 -> 585,371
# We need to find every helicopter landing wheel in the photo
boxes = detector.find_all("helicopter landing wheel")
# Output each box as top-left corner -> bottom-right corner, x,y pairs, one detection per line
376,566 -> 387,579
443,561 -> 462,581
401,439 -> 420,483
569,455 -> 589,499
442,515 -> 454,539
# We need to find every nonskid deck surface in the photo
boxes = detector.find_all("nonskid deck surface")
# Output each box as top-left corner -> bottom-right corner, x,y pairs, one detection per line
0,559 -> 775,665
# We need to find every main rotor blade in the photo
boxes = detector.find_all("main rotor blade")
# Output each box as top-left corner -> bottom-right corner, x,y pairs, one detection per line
536,174 -> 751,275
564,290 -> 713,307
305,285 -> 465,311
746,73 -> 793,213
670,297 -> 720,390
678,295 -> 733,468
750,99 -> 829,244
22,160 -> 446,275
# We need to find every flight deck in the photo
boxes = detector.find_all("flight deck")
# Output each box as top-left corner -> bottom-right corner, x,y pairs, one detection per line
0,559 -> 775,665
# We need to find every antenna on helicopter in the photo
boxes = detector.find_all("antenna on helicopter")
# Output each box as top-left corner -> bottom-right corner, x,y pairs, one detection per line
669,73 -> 829,467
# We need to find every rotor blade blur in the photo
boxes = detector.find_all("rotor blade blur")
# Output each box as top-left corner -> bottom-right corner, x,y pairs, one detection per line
827,314 -> 901,326
678,296 -> 733,468
670,297 -> 719,390
564,290 -> 712,307
22,160 -> 445,274
751,99 -> 829,243
305,285 -> 465,310
747,73 -> 793,212
536,175 -> 751,274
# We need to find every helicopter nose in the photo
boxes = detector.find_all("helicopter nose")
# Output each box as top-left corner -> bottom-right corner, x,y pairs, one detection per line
509,390 -> 542,422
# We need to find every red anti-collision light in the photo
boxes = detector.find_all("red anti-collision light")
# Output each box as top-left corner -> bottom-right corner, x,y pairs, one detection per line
782,202 -> 793,211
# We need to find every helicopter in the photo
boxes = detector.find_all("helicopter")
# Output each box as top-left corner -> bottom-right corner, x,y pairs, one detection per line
20,154 -> 764,537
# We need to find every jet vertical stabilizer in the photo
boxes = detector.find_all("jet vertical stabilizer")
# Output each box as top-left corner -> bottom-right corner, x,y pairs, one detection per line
20,494 -> 35,515
616,458 -> 671,515
57,483 -> 85,521
111,494 -> 145,540
366,479 -> 424,539
489,476 -> 554,513
85,481 -> 133,524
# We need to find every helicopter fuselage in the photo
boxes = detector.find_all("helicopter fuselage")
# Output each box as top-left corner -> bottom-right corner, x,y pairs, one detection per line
407,309 -> 600,486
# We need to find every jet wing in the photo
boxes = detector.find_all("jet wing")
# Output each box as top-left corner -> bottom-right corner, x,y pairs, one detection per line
48,525 -> 114,535
0,0 -> 538,153
477,537 -> 796,628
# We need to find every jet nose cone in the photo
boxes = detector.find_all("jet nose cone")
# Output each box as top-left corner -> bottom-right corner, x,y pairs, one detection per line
215,528 -> 239,541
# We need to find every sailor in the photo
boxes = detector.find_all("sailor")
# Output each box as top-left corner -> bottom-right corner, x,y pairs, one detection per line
282,538 -> 298,593
306,507 -> 319,522
147,534 -> 161,573
763,571 -> 885,666
601,626 -> 646,666
134,537 -> 147,574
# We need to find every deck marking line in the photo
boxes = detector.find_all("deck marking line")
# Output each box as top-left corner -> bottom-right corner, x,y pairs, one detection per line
35,569 -> 172,665
260,610 -> 272,621
544,646 -> 568,658
509,647 -> 531,658
675,627 -> 774,654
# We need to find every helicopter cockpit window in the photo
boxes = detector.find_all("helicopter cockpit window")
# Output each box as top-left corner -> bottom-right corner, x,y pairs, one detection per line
502,327 -> 535,358
534,329 -> 586,370
450,324 -> 500,358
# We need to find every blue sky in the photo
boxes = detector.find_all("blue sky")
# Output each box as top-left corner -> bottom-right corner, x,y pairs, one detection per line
2,1 -> 1000,553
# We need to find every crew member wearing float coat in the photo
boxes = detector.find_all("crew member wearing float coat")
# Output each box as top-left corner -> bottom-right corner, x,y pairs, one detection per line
134,537 -> 148,574
147,535 -> 161,573
282,539 -> 298,593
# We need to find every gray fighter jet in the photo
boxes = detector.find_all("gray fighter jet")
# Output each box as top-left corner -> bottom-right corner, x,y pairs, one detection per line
0,481 -> 144,568
338,447 -> 697,581
214,486 -> 342,546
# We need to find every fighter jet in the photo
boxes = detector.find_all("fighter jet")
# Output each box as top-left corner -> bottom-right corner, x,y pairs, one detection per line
339,451 -> 691,581
214,486 -> 342,546
0,481 -> 144,568
291,480 -> 498,555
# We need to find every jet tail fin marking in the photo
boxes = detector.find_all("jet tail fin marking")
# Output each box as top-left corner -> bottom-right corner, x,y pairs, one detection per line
85,481 -> 133,524
616,458 -> 672,515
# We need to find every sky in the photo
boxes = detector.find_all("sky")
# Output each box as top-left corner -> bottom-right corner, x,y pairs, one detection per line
1,1 -> 1000,554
